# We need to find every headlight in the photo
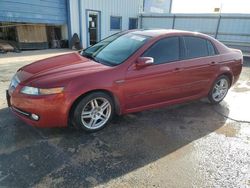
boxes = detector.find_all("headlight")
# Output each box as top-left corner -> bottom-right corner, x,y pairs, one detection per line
9,74 -> 20,90
20,86 -> 39,95
20,86 -> 64,95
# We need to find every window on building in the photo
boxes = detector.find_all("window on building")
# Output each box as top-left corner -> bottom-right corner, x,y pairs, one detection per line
142,37 -> 180,64
110,16 -> 122,30
129,18 -> 138,29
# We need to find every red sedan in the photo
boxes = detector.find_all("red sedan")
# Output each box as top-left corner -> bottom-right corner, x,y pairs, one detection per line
7,29 -> 243,132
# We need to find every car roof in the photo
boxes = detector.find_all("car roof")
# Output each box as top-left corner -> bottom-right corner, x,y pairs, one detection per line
130,29 -> 207,38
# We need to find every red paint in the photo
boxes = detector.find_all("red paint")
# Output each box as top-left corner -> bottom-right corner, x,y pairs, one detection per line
8,30 -> 243,128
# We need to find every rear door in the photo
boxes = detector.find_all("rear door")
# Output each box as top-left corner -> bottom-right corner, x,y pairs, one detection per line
123,37 -> 185,110
179,36 -> 219,97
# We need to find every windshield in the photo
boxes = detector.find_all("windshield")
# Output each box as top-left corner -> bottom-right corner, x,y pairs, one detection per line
83,32 -> 123,56
82,33 -> 150,66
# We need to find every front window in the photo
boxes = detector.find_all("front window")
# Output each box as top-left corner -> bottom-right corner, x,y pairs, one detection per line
82,33 -> 150,66
142,37 -> 179,64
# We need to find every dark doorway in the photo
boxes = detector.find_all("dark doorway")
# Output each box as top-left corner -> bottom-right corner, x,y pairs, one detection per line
87,10 -> 100,47
0,23 -> 17,41
47,26 -> 62,48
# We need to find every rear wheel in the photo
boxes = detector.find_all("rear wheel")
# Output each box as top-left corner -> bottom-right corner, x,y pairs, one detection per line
72,92 -> 115,132
208,75 -> 230,104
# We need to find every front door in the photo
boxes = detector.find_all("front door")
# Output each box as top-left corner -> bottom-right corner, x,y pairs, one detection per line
123,37 -> 184,111
86,10 -> 100,47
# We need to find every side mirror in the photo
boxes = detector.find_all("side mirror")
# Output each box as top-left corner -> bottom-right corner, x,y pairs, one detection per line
136,57 -> 154,69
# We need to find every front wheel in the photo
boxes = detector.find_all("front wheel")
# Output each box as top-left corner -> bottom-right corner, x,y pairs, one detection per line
72,92 -> 115,132
208,75 -> 230,104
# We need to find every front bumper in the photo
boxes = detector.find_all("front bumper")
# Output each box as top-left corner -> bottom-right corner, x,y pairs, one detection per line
6,89 -> 69,128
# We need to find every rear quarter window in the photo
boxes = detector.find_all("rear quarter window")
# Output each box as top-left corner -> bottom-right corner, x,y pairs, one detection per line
207,40 -> 217,56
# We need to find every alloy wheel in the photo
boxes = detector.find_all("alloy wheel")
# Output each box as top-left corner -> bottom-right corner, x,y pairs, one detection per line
81,97 -> 111,130
212,78 -> 229,102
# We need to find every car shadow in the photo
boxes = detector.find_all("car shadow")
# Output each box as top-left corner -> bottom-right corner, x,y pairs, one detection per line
0,100 -> 229,187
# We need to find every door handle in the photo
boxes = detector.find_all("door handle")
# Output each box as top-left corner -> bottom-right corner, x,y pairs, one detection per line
173,67 -> 182,72
210,62 -> 216,66
115,80 -> 125,84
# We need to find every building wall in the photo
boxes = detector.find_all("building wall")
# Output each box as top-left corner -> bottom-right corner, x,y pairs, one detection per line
69,0 -> 80,37
0,0 -> 67,24
69,0 -> 143,48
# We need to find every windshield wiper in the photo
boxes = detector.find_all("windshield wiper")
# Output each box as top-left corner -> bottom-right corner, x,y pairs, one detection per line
81,51 -> 114,66
82,51 -> 104,65
81,51 -> 92,58
92,57 -> 102,64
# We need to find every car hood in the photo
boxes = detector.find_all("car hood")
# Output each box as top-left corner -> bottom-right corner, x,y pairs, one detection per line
16,52 -> 110,86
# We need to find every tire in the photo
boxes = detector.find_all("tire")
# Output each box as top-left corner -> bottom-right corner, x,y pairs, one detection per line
208,75 -> 230,104
72,92 -> 115,132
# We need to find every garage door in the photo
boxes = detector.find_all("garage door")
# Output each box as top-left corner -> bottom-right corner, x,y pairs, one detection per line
0,0 -> 67,24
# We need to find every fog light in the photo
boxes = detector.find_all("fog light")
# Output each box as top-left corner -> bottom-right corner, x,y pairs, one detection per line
31,114 -> 39,121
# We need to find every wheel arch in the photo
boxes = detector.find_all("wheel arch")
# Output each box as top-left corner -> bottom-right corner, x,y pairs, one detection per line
68,89 -> 121,125
208,71 -> 233,96
208,72 -> 232,104
219,72 -> 233,87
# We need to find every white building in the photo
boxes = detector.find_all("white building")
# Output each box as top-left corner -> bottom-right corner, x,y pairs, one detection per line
68,0 -> 143,48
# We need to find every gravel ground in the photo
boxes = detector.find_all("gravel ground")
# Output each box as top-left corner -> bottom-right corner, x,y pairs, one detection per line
0,50 -> 249,187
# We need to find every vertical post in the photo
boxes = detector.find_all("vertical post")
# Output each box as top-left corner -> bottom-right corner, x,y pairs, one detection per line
169,0 -> 173,13
66,0 -> 72,48
215,15 -> 221,39
142,0 -> 145,13
78,0 -> 83,48
139,14 -> 143,29
172,14 -> 175,29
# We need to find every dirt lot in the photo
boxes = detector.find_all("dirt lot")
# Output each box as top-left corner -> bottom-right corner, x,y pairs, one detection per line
0,49 -> 249,187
